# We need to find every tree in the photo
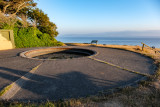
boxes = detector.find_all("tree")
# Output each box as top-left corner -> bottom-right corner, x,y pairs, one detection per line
0,0 -> 36,18
28,8 -> 59,37
0,0 -> 59,37
17,7 -> 31,27
27,8 -> 49,27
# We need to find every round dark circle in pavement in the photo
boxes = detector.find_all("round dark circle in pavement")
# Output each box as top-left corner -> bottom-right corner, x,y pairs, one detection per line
20,48 -> 96,59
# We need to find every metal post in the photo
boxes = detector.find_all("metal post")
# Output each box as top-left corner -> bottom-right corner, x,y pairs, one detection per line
142,44 -> 144,51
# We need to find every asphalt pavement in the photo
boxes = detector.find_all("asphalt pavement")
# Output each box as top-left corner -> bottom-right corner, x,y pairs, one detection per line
0,46 -> 155,101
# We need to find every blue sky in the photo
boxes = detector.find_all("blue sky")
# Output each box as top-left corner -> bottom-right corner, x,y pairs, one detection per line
36,0 -> 160,35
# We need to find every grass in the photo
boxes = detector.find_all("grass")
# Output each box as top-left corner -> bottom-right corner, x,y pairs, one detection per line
0,84 -> 13,97
0,43 -> 160,107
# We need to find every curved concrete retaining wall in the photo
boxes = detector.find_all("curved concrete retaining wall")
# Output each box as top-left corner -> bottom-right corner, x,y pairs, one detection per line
20,48 -> 96,59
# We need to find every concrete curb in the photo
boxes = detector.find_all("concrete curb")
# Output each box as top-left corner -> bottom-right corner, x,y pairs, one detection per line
20,47 -> 97,61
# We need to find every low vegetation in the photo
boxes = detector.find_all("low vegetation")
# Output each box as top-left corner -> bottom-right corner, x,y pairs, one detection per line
13,27 -> 62,48
0,84 -> 12,97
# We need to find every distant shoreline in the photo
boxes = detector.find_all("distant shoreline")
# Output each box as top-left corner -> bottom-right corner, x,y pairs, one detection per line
65,43 -> 160,51
57,37 -> 160,48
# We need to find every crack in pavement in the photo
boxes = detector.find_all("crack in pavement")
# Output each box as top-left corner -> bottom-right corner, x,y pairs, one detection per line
88,56 -> 151,77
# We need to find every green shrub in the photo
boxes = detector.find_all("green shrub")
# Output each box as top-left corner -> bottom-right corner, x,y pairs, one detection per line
12,27 -> 63,48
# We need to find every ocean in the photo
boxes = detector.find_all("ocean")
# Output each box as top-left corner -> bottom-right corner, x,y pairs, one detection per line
56,36 -> 160,48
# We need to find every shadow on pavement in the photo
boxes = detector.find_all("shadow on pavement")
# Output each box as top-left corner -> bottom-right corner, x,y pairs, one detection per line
0,67 -> 121,101
0,67 -> 27,91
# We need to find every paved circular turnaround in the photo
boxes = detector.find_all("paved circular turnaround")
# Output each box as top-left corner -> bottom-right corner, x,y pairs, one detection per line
0,46 -> 155,101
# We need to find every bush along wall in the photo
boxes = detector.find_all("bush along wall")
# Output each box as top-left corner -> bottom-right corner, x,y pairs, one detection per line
13,27 -> 63,48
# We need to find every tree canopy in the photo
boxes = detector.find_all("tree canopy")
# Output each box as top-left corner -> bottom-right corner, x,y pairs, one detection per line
0,0 -> 36,17
0,0 -> 59,37
27,8 -> 58,37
